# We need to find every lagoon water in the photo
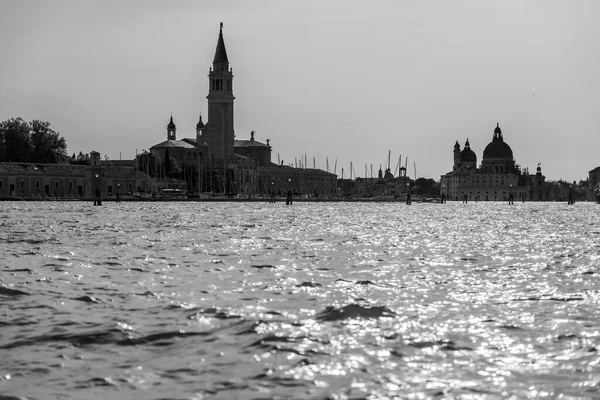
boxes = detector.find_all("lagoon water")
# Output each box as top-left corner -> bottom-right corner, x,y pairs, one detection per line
1,201 -> 599,400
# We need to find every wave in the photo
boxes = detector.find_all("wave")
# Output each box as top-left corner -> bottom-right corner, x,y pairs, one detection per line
409,339 -> 473,351
0,286 -> 29,297
316,304 -> 396,321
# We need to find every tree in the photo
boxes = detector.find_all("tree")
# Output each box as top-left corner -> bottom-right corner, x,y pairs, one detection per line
0,118 -> 67,163
0,117 -> 31,162
29,119 -> 67,163
415,177 -> 440,197
69,151 -> 91,165
164,148 -> 172,175
135,150 -> 160,177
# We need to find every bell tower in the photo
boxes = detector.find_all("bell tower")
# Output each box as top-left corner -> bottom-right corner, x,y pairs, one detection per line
453,140 -> 461,169
196,113 -> 205,145
167,115 -> 176,140
206,22 -> 235,167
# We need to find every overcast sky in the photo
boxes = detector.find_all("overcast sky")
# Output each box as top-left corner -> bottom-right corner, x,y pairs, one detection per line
1,0 -> 598,181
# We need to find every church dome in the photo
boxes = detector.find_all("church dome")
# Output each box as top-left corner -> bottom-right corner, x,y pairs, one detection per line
483,140 -> 513,159
483,123 -> 513,160
460,147 -> 477,163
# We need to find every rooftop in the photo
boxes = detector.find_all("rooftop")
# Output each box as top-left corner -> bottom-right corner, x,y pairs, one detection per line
0,162 -> 86,177
234,140 -> 270,148
151,140 -> 197,149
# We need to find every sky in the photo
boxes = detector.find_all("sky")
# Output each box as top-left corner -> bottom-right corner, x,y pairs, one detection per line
1,0 -> 598,182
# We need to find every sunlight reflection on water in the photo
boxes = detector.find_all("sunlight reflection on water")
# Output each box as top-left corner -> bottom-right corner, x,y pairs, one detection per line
1,201 -> 599,399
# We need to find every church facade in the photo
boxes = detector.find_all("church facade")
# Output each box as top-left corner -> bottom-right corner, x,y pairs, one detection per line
142,24 -> 337,197
440,123 -> 546,201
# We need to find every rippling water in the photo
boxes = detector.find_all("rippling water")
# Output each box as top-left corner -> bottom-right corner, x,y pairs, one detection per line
1,201 -> 599,399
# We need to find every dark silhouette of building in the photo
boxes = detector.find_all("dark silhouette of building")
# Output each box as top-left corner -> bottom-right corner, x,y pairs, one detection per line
441,123 -> 547,201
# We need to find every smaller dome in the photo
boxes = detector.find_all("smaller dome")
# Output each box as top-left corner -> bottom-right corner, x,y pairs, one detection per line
196,115 -> 204,130
494,122 -> 501,135
460,147 -> 477,163
167,116 -> 176,129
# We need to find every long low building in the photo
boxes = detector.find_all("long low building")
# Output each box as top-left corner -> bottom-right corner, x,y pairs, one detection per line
0,152 -> 151,200
257,164 -> 337,198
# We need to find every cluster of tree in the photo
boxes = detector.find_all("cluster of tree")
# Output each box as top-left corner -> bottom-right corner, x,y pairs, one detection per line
0,118 -> 68,163
414,177 -> 440,197
69,151 -> 92,165
136,149 -> 199,191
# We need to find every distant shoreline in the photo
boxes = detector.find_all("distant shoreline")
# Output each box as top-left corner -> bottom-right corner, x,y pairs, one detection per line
0,197 -> 590,203
0,196 -> 408,203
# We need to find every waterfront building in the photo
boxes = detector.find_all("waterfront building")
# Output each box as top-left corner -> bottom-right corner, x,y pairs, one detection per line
146,116 -> 204,185
440,123 -> 547,201
589,166 -> 600,201
234,131 -> 271,167
254,164 -> 334,198
590,167 -> 600,187
0,151 -> 150,200
140,23 -> 336,197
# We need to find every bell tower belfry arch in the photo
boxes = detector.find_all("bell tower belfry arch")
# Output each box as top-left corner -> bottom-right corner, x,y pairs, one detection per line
206,22 -> 235,169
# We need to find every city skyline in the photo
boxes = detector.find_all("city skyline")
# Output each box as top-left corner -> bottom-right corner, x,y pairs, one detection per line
1,0 -> 598,182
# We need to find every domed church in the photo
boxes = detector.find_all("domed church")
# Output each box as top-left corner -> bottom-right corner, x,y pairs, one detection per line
440,123 -> 546,201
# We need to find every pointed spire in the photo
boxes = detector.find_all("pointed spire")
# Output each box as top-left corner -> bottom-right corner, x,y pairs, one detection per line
213,22 -> 229,64
196,113 -> 204,129
167,115 -> 176,140
493,122 -> 502,141
465,138 -> 470,148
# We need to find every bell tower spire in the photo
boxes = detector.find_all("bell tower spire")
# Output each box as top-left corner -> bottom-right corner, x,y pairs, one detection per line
167,115 -> 176,140
213,22 -> 229,69
206,22 -> 235,167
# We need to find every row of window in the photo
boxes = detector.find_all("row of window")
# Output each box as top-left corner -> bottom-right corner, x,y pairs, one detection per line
455,192 -> 528,200
0,180 -> 74,190
448,177 -> 517,185
1,180 -> 135,192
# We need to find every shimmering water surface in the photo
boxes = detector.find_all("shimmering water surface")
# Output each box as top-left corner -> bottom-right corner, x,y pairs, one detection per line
1,201 -> 600,400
